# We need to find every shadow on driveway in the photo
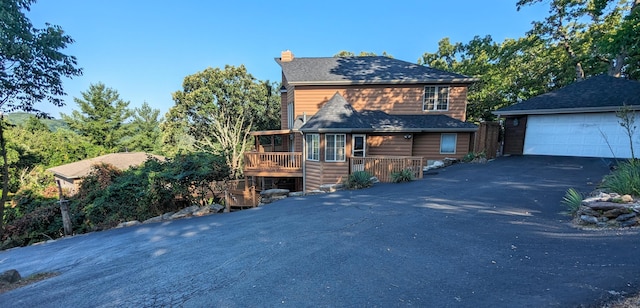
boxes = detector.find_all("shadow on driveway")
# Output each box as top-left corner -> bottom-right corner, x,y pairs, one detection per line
0,155 -> 638,307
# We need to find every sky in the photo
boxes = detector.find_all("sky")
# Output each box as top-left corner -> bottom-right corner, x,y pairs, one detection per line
27,0 -> 551,118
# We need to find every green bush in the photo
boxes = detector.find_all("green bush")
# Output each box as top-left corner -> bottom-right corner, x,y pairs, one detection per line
344,171 -> 373,189
462,151 -> 486,163
601,160 -> 640,196
561,188 -> 583,215
390,169 -> 414,183
2,193 -> 62,249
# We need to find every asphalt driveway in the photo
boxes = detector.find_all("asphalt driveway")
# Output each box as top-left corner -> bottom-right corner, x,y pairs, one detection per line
1,155 -> 639,307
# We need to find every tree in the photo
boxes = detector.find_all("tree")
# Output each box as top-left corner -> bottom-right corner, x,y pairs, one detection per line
164,65 -> 279,178
121,102 -> 162,153
62,83 -> 133,151
334,50 -> 394,58
0,0 -> 82,235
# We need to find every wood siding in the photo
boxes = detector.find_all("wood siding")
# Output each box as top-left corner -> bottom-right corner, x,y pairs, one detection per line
412,133 -> 471,160
366,134 -> 413,156
503,116 -> 527,155
291,84 -> 468,121
305,160 -> 322,191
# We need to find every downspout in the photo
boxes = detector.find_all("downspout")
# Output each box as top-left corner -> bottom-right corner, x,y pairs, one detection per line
300,130 -> 306,194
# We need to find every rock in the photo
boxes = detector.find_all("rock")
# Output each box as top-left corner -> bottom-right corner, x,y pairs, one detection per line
306,190 -> 325,195
583,201 -> 630,211
369,176 -> 379,184
193,206 -> 210,217
0,269 -> 21,285
288,191 -> 304,197
162,212 -> 175,220
602,208 -> 631,218
431,161 -> 445,169
620,218 -> 638,227
577,206 -> 600,217
621,195 -> 634,203
443,158 -> 459,166
261,188 -> 290,197
170,205 -> 199,219
319,184 -> 339,193
143,216 -> 163,224
210,203 -> 225,213
116,221 -> 141,228
580,215 -> 599,224
616,212 -> 637,222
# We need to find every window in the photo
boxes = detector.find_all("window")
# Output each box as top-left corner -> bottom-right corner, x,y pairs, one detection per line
325,134 -> 346,162
352,135 -> 366,157
423,86 -> 449,111
440,133 -> 457,154
306,134 -> 319,161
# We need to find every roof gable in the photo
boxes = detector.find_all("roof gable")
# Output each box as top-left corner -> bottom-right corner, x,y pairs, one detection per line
494,75 -> 640,115
276,56 -> 477,85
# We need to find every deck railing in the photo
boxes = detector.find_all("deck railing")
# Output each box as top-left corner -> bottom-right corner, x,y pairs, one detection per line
244,152 -> 302,174
351,156 -> 424,182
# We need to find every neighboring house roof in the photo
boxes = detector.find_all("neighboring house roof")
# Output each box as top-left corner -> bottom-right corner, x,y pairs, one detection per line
494,75 -> 640,116
300,93 -> 477,133
275,56 -> 478,85
47,152 -> 165,180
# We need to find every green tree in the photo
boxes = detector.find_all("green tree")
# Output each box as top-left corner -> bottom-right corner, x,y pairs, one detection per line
163,65 -> 279,178
62,83 -> 133,151
334,50 -> 394,57
121,102 -> 162,153
0,0 -> 82,235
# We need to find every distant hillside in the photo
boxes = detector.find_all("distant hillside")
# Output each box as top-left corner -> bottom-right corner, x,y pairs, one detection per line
5,112 -> 69,131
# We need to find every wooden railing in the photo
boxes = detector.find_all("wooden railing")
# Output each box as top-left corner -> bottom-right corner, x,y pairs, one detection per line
244,152 -> 302,176
351,156 -> 424,182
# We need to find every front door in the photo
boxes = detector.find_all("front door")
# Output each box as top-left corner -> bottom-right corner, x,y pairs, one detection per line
352,135 -> 366,172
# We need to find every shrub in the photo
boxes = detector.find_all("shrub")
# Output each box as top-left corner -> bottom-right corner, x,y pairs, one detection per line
561,188 -> 583,215
344,171 -> 373,189
462,151 -> 487,163
390,169 -> 414,183
600,160 -> 640,196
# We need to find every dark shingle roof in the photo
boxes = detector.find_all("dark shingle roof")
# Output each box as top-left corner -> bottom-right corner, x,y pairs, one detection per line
494,75 -> 640,116
47,152 -> 166,179
300,93 -> 477,133
276,56 -> 477,85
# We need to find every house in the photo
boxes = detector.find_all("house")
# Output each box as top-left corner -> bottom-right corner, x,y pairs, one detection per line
244,51 -> 478,193
47,152 -> 165,194
493,75 -> 640,158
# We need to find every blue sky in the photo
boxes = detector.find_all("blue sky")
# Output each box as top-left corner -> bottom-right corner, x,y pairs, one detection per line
28,0 -> 550,118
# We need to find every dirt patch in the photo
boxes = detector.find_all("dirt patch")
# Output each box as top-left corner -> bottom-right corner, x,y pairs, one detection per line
0,272 -> 59,294
603,292 -> 640,307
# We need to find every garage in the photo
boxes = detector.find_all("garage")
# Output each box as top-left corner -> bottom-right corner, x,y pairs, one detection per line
524,113 -> 639,158
494,75 -> 640,159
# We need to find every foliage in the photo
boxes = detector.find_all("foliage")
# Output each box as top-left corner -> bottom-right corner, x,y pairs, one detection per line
600,160 -> 640,196
616,105 -> 637,160
334,51 -> 393,58
155,152 -> 230,207
5,113 -> 68,131
561,188 -> 583,215
164,65 -> 280,178
343,171 -> 373,189
390,169 -> 414,183
61,83 -> 133,151
121,102 -> 162,153
462,151 -> 487,163
0,0 -> 81,237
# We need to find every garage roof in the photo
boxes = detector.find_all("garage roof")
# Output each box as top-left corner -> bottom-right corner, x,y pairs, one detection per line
493,75 -> 640,116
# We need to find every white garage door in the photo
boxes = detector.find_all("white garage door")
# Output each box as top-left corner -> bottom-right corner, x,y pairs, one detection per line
524,113 -> 640,158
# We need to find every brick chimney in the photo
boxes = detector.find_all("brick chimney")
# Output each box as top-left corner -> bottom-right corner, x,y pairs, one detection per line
281,50 -> 294,62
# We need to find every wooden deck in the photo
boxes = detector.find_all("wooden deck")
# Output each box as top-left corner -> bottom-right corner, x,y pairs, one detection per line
243,152 -> 303,177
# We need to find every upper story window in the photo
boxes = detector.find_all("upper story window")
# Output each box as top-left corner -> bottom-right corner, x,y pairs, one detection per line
325,134 -> 346,162
287,102 -> 294,129
306,134 -> 319,161
423,86 -> 449,111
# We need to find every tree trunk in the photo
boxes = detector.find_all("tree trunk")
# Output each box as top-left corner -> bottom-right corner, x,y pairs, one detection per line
0,116 -> 8,238
56,180 -> 72,236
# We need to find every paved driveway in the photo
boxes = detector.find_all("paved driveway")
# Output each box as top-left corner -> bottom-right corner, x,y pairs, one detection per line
1,155 -> 639,307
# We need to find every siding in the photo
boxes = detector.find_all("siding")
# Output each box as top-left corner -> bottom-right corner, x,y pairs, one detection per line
367,134 -> 413,156
305,160 -> 322,191
412,133 -> 471,160
320,161 -> 349,186
292,84 -> 468,121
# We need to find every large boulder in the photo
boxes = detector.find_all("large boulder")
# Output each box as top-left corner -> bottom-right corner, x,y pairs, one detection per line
0,269 -> 21,285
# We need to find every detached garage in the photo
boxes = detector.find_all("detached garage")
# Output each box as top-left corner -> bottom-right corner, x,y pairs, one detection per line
494,75 -> 640,159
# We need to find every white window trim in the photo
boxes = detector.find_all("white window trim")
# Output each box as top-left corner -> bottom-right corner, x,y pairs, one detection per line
325,134 -> 346,162
440,133 -> 457,154
306,134 -> 319,161
423,86 -> 450,112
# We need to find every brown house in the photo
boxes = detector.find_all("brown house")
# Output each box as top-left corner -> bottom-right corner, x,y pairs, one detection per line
47,152 -> 165,195
245,51 -> 478,192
